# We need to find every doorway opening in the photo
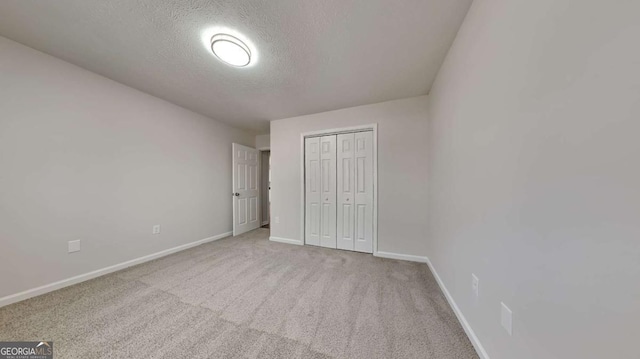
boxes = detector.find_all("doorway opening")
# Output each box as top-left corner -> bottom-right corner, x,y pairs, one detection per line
260,150 -> 270,229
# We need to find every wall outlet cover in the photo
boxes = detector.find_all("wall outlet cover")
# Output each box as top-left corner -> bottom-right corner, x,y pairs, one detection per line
152,225 -> 161,234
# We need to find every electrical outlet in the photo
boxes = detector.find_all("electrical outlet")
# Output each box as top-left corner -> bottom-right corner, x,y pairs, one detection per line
152,225 -> 161,235
472,273 -> 479,299
274,216 -> 280,224
501,302 -> 513,336
68,240 -> 81,253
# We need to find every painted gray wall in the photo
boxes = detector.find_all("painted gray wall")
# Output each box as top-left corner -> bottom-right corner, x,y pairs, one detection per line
255,134 -> 270,149
426,0 -> 640,358
0,36 -> 255,299
270,96 -> 429,256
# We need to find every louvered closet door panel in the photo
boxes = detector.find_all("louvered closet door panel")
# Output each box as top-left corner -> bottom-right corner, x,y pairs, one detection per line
353,131 -> 374,253
319,135 -> 337,248
304,137 -> 321,246
337,133 -> 355,251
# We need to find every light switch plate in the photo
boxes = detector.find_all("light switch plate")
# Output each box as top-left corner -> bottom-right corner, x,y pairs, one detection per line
68,240 -> 81,253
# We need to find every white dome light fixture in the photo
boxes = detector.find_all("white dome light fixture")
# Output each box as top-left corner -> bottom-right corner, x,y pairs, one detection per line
210,34 -> 251,67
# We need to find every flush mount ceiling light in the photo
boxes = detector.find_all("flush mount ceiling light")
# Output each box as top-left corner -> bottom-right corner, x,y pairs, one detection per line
210,34 -> 251,67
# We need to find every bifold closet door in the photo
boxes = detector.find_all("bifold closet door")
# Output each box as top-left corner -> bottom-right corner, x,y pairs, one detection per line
337,131 -> 373,253
319,135 -> 337,248
305,137 -> 321,246
337,133 -> 355,250
305,135 -> 337,248
353,131 -> 373,253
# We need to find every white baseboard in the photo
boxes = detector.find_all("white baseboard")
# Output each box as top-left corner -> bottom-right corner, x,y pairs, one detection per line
425,257 -> 490,359
374,251 -> 428,263
269,236 -> 303,245
373,251 -> 488,358
0,231 -> 232,308
261,220 -> 269,226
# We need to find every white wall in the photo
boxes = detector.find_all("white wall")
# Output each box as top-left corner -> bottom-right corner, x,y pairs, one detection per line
270,96 -> 429,256
255,134 -> 270,150
0,36 -> 255,300
426,0 -> 640,358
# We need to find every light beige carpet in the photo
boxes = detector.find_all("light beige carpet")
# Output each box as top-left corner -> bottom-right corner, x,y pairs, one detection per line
0,229 -> 478,358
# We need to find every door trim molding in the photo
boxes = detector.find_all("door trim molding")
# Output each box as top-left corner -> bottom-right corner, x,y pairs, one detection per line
299,124 -> 378,253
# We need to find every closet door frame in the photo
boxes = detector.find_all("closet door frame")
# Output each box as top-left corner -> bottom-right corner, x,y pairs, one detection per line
300,124 -> 378,254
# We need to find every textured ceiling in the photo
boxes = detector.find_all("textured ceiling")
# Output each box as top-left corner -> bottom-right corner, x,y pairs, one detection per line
0,0 -> 472,132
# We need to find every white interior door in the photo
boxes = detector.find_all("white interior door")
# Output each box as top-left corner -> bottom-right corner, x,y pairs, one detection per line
353,131 -> 373,253
304,137 -> 321,246
337,133 -> 355,250
233,143 -> 260,236
319,135 -> 337,248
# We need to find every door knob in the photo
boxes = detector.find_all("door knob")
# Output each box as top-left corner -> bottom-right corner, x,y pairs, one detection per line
233,192 -> 240,196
